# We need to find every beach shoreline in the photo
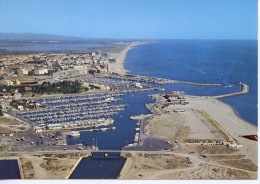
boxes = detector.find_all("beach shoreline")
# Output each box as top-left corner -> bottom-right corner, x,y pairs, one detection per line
107,42 -> 147,75
109,40 -> 258,179
119,93 -> 258,179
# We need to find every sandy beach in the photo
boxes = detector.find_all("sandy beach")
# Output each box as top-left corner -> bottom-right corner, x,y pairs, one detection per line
119,94 -> 258,179
107,42 -> 145,74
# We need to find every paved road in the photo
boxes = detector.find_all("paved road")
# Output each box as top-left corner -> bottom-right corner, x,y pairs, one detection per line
4,149 -> 176,156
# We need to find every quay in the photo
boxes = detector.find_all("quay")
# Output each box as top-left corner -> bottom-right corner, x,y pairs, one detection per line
172,80 -> 221,86
65,156 -> 84,179
106,73 -> 222,86
212,82 -> 249,99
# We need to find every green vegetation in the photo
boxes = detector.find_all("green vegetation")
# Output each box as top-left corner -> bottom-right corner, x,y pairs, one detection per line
0,80 -> 82,94
0,104 -> 3,116
32,81 -> 81,94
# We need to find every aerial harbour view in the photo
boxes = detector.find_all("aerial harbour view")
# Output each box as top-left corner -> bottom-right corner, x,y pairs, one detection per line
0,0 -> 258,183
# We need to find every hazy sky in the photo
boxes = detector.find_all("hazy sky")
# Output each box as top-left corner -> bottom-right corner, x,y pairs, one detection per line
0,0 -> 257,39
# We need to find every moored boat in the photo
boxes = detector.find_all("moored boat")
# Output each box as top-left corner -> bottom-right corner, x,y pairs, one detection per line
69,131 -> 80,137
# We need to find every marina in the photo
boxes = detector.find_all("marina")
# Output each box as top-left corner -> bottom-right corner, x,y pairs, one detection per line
14,92 -> 127,133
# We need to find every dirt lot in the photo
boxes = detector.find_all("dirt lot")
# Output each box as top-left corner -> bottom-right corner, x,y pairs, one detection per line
119,151 -> 258,179
147,108 -> 227,142
19,154 -> 80,179
0,116 -> 29,133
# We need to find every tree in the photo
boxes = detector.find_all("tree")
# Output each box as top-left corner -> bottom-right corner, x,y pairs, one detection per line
0,105 -> 3,116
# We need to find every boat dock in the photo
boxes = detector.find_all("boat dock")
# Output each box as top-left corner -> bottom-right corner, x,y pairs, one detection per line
14,92 -> 126,132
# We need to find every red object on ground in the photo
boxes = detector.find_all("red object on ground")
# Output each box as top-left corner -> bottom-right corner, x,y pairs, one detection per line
241,135 -> 258,141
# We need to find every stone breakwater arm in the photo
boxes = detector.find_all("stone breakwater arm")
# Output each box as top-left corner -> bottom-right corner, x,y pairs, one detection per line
213,83 -> 249,99
172,80 -> 222,86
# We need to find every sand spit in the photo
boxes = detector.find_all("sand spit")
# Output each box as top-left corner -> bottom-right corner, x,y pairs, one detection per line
107,42 -> 146,75
119,94 -> 258,179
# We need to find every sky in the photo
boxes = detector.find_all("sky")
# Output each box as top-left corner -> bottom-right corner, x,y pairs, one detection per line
0,0 -> 258,39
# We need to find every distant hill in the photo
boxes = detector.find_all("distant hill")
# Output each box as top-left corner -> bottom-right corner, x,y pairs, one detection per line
0,33 -> 92,42
0,33 -> 150,42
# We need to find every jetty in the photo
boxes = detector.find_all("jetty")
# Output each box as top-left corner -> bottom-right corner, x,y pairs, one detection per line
213,82 -> 249,99
172,80 -> 221,86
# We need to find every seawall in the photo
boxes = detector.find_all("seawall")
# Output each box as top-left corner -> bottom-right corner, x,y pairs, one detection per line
65,156 -> 85,179
0,157 -> 24,179
172,80 -> 222,86
213,83 -> 249,99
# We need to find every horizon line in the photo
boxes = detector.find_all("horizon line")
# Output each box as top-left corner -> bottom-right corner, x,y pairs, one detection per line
0,32 -> 257,41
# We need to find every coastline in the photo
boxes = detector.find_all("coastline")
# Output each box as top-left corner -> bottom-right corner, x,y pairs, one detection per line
107,42 -> 146,75
110,40 -> 258,178
119,94 -> 258,179
0,40 -> 257,179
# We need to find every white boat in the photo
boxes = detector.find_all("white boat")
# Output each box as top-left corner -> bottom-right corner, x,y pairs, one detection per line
224,85 -> 233,88
111,127 -> 116,130
69,131 -> 80,137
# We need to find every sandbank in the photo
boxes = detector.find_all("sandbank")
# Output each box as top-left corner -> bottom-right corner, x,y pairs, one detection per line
107,42 -> 145,74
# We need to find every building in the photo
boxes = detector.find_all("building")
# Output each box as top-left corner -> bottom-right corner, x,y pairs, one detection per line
17,105 -> 24,111
17,68 -> 29,75
47,123 -> 62,130
89,83 -> 110,90
109,58 -> 116,63
135,83 -> 143,88
34,69 -> 48,75
2,79 -> 21,86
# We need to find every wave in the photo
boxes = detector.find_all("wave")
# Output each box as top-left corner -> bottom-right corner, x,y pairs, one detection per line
223,60 -> 236,86
198,70 -> 207,75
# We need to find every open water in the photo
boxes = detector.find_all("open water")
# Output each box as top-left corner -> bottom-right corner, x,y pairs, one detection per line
69,156 -> 125,179
125,40 -> 258,126
0,160 -> 21,179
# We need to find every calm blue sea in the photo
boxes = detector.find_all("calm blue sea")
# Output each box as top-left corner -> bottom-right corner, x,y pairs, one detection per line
125,40 -> 258,126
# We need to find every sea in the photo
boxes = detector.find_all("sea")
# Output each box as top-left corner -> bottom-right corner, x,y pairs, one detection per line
0,39 -> 257,179
125,40 -> 258,126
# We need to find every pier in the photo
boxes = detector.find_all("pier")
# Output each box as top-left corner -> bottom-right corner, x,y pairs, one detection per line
14,92 -> 127,132
212,82 -> 249,99
172,80 -> 222,86
106,73 -> 222,86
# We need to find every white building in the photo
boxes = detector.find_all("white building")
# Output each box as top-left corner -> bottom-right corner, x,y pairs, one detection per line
135,82 -> 143,88
34,68 -> 48,75
17,68 -> 29,75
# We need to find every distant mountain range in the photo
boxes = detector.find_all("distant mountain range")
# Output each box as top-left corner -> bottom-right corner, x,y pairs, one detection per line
0,33 -> 88,41
0,33 -> 126,42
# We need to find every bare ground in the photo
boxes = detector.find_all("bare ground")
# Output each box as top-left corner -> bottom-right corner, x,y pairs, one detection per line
0,116 -> 29,133
119,95 -> 258,180
19,154 -> 79,179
